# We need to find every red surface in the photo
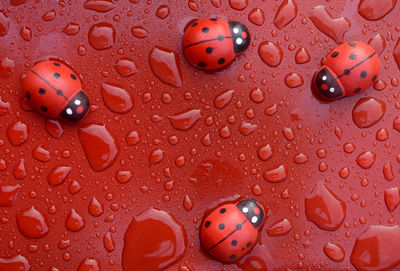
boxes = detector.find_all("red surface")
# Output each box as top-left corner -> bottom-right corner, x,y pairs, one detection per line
1,0 -> 400,270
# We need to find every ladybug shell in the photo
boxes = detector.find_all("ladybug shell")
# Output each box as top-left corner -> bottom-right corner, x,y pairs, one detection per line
22,60 -> 90,121
200,198 -> 265,262
314,41 -> 380,101
182,18 -> 250,70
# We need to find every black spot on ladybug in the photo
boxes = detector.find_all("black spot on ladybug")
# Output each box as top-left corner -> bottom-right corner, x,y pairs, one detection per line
191,22 -> 198,27
54,73 -> 60,79
231,240 -> 238,246
56,89 -> 63,95
354,87 -> 362,93
26,92 -> 31,99
71,74 -> 77,80
202,27 -> 210,33
349,54 -> 356,60
53,62 -> 61,66
331,52 -> 339,58
360,71 -> 367,78
218,223 -> 225,230
198,62 -> 206,68
236,224 -> 242,230
219,208 -> 226,214
206,47 -> 213,54
210,18 -> 218,21
217,35 -> 225,41
39,88 -> 46,94
230,255 -> 237,260
348,42 -> 356,46
218,58 -> 226,65
372,75 -> 377,82
241,247 -> 245,251
40,106 -> 47,112
246,242 -> 252,248
344,69 -> 350,75
205,221 -> 211,228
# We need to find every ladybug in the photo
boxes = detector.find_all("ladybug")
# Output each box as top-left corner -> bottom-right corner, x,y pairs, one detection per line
200,198 -> 266,263
313,41 -> 380,101
21,60 -> 90,121
182,17 -> 250,70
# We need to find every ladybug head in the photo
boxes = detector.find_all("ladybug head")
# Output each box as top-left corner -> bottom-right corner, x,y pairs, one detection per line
313,66 -> 345,101
236,198 -> 265,228
228,21 -> 250,54
59,90 -> 90,121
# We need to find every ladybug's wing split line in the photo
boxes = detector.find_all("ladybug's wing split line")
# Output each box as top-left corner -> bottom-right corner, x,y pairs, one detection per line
29,69 -> 69,101
183,36 -> 232,50
336,52 -> 377,80
207,219 -> 247,252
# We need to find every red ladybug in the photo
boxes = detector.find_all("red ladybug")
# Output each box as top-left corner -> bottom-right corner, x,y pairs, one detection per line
21,60 -> 90,121
313,41 -> 380,101
182,18 -> 250,70
200,198 -> 266,262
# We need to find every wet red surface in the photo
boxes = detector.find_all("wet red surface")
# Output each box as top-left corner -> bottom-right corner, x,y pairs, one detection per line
1,0 -> 400,270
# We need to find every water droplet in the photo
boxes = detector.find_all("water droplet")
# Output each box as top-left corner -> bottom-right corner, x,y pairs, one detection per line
122,208 -> 187,271
42,10 -> 56,21
309,5 -> 351,43
0,97 -> 10,115
114,57 -> 138,77
149,46 -> 182,87
116,170 -> 133,184
258,144 -> 273,161
104,232 -> 115,252
10,0 -> 27,5
156,5 -> 170,19
248,8 -> 265,26
283,127 -> 295,140
58,239 -> 70,250
258,41 -> 283,67
131,26 -> 148,38
249,88 -> 265,103
20,26 -> 32,41
214,89 -> 235,109
7,121 -> 28,146
295,47 -> 311,64
78,258 -> 100,271
324,242 -> 345,262
78,123 -> 119,172
88,22 -> 115,50
88,197 -> 104,217
84,0 -> 115,12
13,159 -> 27,179
384,187 -> 400,212
350,225 -> 400,271
358,0 -> 397,21
0,10 -> 9,37
263,165 -> 287,183
63,22 -> 80,35
0,57 -> 15,78
101,82 -> 134,114
266,218 -> 293,236
284,72 -> 304,88
183,195 -> 193,211
376,128 -> 389,141
219,125 -> 232,138
273,0 -> 298,30
352,97 -> 386,128
356,151 -> 376,169
65,209 -> 85,232
343,142 -> 355,153
48,166 -> 71,186
368,34 -> 386,55
17,206 -> 49,238
126,131 -> 140,145
150,149 -> 164,165
0,255 -> 30,271
69,180 -> 81,194
294,153 -> 308,164
168,109 -> 201,131
239,121 -> 258,136
32,145 -> 51,162
0,184 -> 21,207
45,119 -> 65,139
383,161 -> 394,181
229,0 -> 248,10
305,182 -> 346,231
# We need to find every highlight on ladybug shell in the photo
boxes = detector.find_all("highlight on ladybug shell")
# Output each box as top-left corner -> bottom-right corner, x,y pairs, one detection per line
313,41 -> 381,101
182,17 -> 250,70
21,60 -> 90,122
200,198 -> 266,262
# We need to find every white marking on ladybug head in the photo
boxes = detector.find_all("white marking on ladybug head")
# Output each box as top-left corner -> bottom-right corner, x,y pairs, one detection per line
251,216 -> 258,223
322,76 -> 327,81
66,108 -> 73,115
75,99 -> 81,106
233,27 -> 239,34
236,38 -> 243,45
329,87 -> 335,93
242,207 -> 248,213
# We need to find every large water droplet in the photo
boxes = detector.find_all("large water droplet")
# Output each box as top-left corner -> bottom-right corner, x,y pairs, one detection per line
0,255 -> 30,271
78,258 -> 100,271
295,47 -> 311,64
352,97 -> 386,128
324,242 -> 345,262
0,184 -> 21,207
229,0 -> 248,10
266,218 -> 292,236
263,165 -> 287,183
16,206 -> 49,238
214,89 -> 235,109
358,0 -> 397,21
46,119 -> 65,139
273,0 -> 298,30
0,11 -> 9,37
114,57 -> 138,77
258,41 -> 283,67
84,0 -> 115,12
0,57 -> 15,78
65,209 -> 85,232
356,151 -> 376,169
149,47 -> 182,87
48,166 -> 71,186
168,109 -> 201,131
101,82 -> 134,114
63,22 -> 80,35
103,232 -> 115,252
368,34 -> 386,55
384,187 -> 400,212
88,22 -> 115,50
88,197 -> 104,217
248,8 -> 265,26
7,121 -> 28,146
